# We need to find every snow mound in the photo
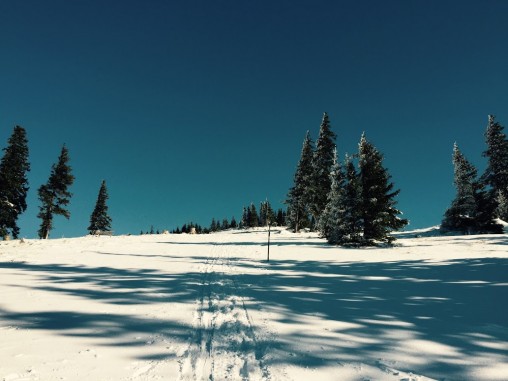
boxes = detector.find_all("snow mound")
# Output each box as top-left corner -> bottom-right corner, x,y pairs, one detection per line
495,218 -> 508,233
392,225 -> 442,238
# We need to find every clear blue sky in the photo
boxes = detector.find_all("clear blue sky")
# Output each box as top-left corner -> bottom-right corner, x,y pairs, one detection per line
1,1 -> 507,238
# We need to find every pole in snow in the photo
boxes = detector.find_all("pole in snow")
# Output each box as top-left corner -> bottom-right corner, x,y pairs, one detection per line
267,220 -> 271,262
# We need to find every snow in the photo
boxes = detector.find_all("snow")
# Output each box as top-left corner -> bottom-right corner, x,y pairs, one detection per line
0,229 -> 507,381
495,218 -> 508,233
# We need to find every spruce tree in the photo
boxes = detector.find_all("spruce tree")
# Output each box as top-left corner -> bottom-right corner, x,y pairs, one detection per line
442,143 -> 502,234
310,112 -> 337,223
230,216 -> 238,229
266,201 -> 275,225
210,218 -> 217,232
496,193 -> 508,223
88,180 -> 112,234
441,143 -> 479,234
276,208 -> 285,226
249,203 -> 259,227
0,126 -> 30,239
482,115 -> 508,220
473,179 -> 504,234
286,131 -> 314,232
241,206 -> 248,229
358,133 -> 407,244
259,200 -> 275,226
329,154 -> 364,245
318,148 -> 344,241
259,201 -> 267,227
221,218 -> 229,230
339,155 -> 364,244
37,145 -> 75,239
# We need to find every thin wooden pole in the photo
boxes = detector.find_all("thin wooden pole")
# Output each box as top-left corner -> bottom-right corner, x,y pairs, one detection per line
267,222 -> 271,262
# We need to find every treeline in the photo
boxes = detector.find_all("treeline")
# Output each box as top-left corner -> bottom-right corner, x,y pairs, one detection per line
286,113 -> 407,246
0,126 -> 112,239
3,114 -> 506,241
441,115 -> 508,234
239,201 -> 286,228
169,201 -> 287,235
286,113 -> 507,246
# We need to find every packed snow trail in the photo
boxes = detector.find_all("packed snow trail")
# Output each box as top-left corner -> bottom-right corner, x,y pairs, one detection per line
177,241 -> 270,381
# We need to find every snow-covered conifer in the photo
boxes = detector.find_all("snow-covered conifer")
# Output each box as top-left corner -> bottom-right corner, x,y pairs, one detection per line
259,200 -> 275,226
88,180 -> 112,234
358,133 -> 407,244
482,115 -> 508,220
318,148 -> 344,241
37,145 -> 75,239
275,208 -> 286,226
286,131 -> 314,232
0,126 -> 30,239
335,154 -> 364,245
241,206 -> 248,229
210,218 -> 217,232
310,112 -> 337,223
443,143 -> 502,234
442,143 -> 480,234
249,203 -> 259,228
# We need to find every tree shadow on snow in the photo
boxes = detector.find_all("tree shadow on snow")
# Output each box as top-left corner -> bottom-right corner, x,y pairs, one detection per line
0,243 -> 507,379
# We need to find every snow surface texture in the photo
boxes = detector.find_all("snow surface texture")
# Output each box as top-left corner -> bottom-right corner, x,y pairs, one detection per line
0,229 -> 507,381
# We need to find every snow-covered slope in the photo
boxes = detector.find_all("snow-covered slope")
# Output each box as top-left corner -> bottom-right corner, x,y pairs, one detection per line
1,229 -> 507,381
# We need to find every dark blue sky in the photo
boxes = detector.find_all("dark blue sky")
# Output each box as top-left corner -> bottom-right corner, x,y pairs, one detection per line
1,1 -> 507,237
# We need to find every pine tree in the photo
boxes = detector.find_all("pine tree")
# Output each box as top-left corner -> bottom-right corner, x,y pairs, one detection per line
442,143 -> 502,234
310,112 -> 337,223
276,208 -> 285,226
0,126 -> 30,239
441,143 -> 479,234
318,148 -> 343,241
249,203 -> 259,227
286,131 -> 314,232
259,201 -> 267,227
230,216 -> 238,229
473,179 -> 504,234
496,192 -> 508,223
210,218 -> 217,232
337,155 -> 364,244
88,180 -> 112,234
359,133 -> 407,244
320,152 -> 364,245
259,200 -> 275,226
37,145 -> 75,239
222,218 -> 229,230
266,201 -> 275,225
241,206 -> 248,229
482,115 -> 508,220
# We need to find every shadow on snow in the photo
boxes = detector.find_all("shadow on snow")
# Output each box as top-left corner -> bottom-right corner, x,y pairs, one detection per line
0,237 -> 507,379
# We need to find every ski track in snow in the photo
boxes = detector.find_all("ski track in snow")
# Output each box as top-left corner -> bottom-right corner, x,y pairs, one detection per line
1,230 -> 507,381
177,240 -> 271,381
